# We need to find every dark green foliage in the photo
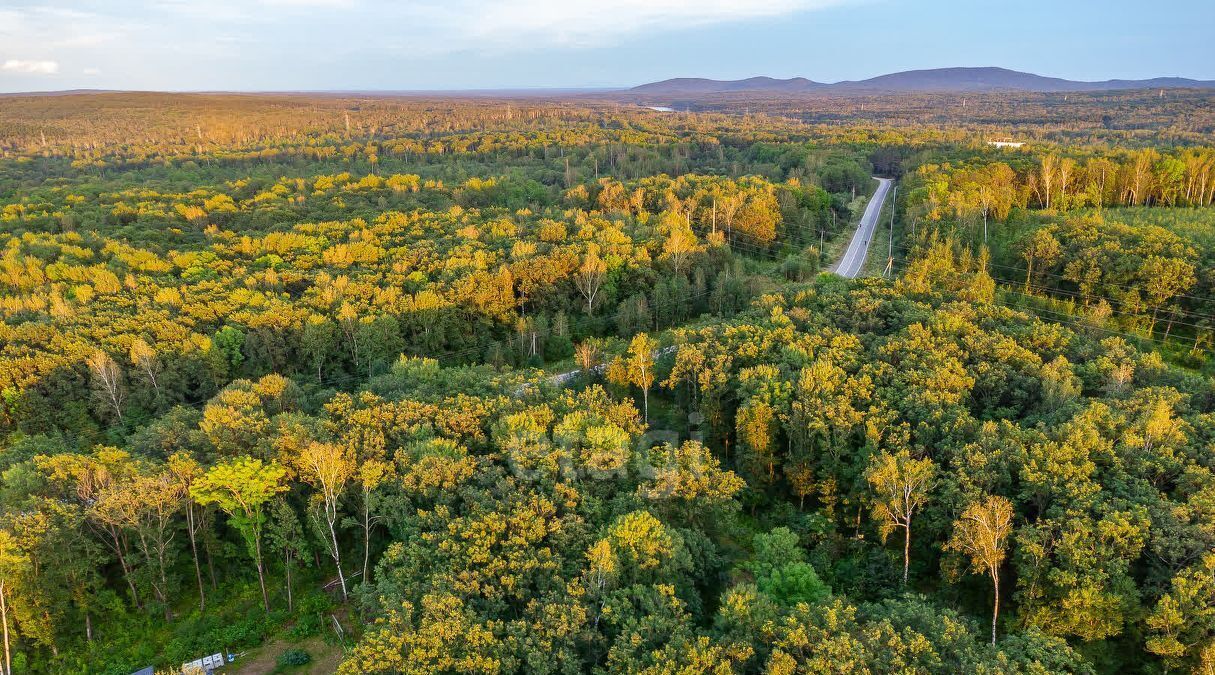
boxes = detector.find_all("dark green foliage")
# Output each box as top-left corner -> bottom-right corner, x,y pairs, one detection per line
277,648 -> 311,667
1,93 -> 1212,675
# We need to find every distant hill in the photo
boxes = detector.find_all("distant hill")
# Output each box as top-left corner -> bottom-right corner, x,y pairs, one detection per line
629,67 -> 1215,95
0,88 -> 123,98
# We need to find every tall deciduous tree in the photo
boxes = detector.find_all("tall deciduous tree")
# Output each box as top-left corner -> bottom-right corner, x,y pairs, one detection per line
1021,229 -> 1060,292
167,452 -> 208,612
737,400 -> 778,487
102,470 -> 184,620
575,246 -> 607,315
128,338 -> 161,399
191,457 -> 287,612
866,450 -> 936,586
607,333 -> 658,423
574,340 -> 601,375
86,350 -> 125,422
267,499 -> 307,613
38,450 -> 143,607
660,214 -> 700,274
947,495 -> 1013,645
1141,256 -> 1196,337
297,441 -> 355,601
355,458 -> 391,584
0,529 -> 27,675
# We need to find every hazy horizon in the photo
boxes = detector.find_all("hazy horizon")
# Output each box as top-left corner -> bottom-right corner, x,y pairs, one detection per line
6,66 -> 1215,96
2,0 -> 1213,93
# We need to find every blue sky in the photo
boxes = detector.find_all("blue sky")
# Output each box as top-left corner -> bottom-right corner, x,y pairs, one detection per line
1,0 -> 1212,92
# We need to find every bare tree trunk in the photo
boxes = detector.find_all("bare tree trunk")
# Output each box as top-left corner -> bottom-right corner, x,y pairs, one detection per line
136,529 -> 170,620
88,352 -> 125,421
206,540 -> 217,590
991,574 -> 1000,646
1,582 -> 11,675
327,514 -> 348,601
285,551 -> 294,612
255,533 -> 270,613
143,364 -> 160,398
186,504 -> 205,611
362,494 -> 372,583
156,544 -> 171,621
108,528 -> 140,607
903,522 -> 911,586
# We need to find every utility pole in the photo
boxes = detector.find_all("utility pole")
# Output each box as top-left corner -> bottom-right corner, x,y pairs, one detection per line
888,185 -> 897,257
887,184 -> 897,278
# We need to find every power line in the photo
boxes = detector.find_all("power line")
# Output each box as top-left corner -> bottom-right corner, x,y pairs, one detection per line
892,231 -> 1215,307
887,252 -> 1210,350
889,239 -> 1215,325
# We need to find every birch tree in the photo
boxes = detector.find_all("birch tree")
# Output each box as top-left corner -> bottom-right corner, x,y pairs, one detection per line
86,349 -> 125,422
575,245 -> 607,315
866,450 -> 936,586
167,452 -> 207,612
947,495 -> 1013,645
297,441 -> 355,601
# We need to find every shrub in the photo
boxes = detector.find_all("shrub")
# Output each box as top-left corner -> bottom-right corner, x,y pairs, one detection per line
278,648 -> 311,667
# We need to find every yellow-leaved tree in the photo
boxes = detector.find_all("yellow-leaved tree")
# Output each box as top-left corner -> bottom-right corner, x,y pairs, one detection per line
295,441 -> 356,601
192,457 -> 287,612
865,449 -> 936,586
947,495 -> 1013,645
607,333 -> 657,423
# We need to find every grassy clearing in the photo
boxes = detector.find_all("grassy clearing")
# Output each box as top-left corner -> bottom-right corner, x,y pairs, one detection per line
860,189 -> 896,278
228,634 -> 346,675
821,191 -> 876,269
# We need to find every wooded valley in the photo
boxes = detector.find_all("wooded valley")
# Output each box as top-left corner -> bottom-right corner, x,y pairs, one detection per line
0,90 -> 1213,674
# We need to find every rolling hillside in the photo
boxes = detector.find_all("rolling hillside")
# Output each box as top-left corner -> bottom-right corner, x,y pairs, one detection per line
629,66 -> 1215,95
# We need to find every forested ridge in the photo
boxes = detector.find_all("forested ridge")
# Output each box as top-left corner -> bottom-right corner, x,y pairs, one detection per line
0,93 -> 1213,674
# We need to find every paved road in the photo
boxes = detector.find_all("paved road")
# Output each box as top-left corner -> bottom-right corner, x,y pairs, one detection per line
530,181 -> 892,392
830,177 -> 894,279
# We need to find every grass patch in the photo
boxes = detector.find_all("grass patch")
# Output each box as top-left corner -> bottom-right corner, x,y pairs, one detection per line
822,190 -> 877,271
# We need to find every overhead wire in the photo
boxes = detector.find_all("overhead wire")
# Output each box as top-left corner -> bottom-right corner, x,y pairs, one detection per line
885,250 -> 1208,351
886,238 -> 1215,326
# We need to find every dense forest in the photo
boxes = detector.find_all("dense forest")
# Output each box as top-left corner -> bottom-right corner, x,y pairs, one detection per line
1,92 -> 1213,674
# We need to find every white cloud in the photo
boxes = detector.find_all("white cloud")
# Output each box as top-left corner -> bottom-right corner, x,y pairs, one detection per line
0,0 -> 856,88
261,0 -> 356,7
439,0 -> 847,49
2,59 -> 60,74
0,7 -> 134,59
132,0 -> 849,53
